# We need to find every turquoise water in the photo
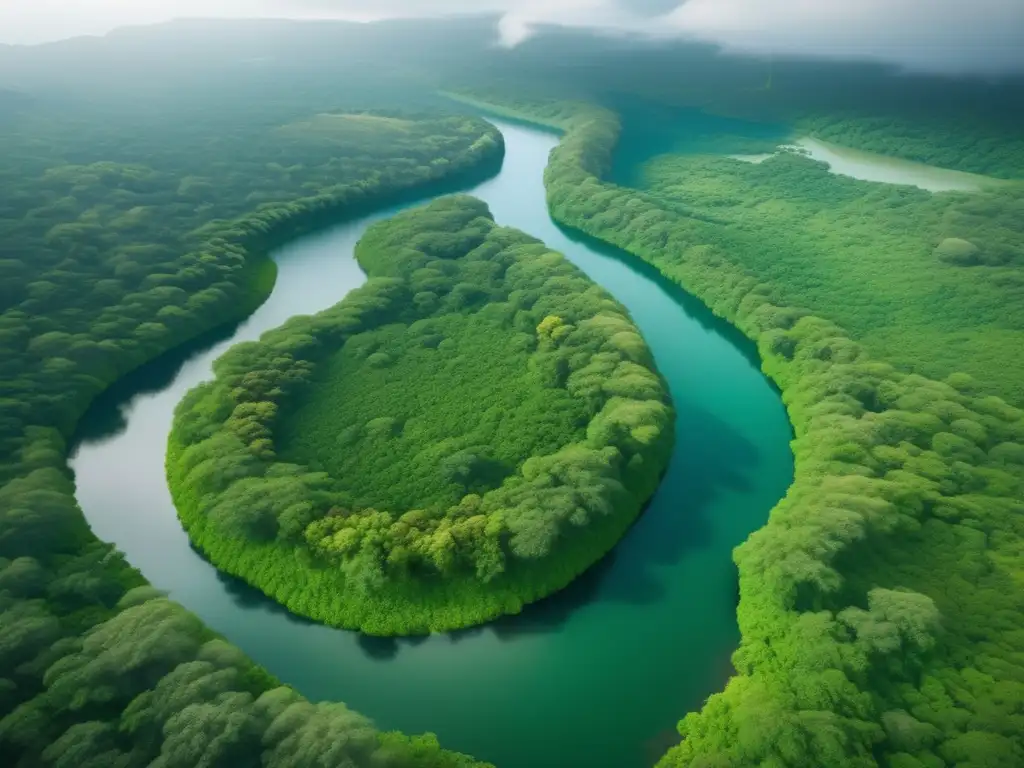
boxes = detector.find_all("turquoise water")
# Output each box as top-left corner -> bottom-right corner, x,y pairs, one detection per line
607,97 -> 790,187
70,121 -> 793,768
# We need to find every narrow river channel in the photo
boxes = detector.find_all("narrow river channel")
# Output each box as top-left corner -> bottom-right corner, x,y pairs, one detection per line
70,120 -> 794,768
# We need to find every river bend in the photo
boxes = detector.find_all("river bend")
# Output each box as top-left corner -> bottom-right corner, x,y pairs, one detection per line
71,121 -> 793,768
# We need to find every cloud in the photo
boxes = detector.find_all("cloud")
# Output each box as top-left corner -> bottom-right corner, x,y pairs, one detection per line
664,0 -> 1024,74
494,1 -> 648,47
2,0 -> 1022,73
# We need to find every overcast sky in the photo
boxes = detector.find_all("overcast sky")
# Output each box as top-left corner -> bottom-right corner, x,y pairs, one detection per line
2,0 -> 1022,73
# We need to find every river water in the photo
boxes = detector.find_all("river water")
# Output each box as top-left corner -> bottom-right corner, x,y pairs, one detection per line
70,120 -> 793,768
732,137 -> 1002,192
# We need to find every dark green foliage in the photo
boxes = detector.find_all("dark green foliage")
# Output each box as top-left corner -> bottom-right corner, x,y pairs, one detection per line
168,196 -> 674,634
0,102 -> 503,464
0,593 -> 483,768
448,29 -> 1024,179
0,85 -> 503,767
456,91 -> 1024,768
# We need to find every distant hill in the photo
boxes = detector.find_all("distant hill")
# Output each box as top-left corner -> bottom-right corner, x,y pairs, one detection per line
0,16 -> 503,99
1,15 -> 1021,136
0,86 -> 32,119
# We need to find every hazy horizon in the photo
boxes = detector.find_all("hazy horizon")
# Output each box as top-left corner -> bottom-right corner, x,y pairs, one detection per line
2,1 -> 1023,74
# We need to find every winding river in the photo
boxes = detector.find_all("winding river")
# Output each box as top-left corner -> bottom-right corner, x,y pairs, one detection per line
70,121 -> 793,768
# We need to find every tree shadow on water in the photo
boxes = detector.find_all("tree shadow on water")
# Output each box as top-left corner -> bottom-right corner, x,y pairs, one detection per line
71,321 -> 243,448
594,399 -> 763,601
357,634 -> 400,660
644,727 -> 683,767
490,398 -> 769,640
204,550 -> 319,627
447,624 -> 486,643
356,627 -> 433,661
486,549 -> 620,641
554,221 -> 769,375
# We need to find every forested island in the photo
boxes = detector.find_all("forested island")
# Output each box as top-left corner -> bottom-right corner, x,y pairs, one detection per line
169,195 -> 672,634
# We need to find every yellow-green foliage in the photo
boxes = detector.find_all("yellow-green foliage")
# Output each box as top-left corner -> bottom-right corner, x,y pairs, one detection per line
461,90 -> 1024,767
168,196 -> 673,635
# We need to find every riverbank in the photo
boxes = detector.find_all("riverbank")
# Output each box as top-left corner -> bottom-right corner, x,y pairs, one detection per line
71,120 -> 793,768
457,90 -> 1024,768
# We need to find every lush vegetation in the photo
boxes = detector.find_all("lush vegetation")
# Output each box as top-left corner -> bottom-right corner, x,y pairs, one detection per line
635,147 -> 1024,404
796,114 -> 1024,178
0,85 -> 503,766
453,90 -> 1024,767
2,17 -> 1023,768
168,195 -> 673,635
0,104 -> 502,458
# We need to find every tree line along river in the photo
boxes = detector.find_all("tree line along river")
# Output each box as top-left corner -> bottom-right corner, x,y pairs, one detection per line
70,120 -> 795,768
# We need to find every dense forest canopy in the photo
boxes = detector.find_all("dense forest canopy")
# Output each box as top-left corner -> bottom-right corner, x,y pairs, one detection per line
169,195 -> 673,634
633,145 -> 1024,404
0,100 -> 502,459
452,87 -> 1024,768
0,14 -> 1023,768
3,18 -> 1022,166
0,61 -> 505,767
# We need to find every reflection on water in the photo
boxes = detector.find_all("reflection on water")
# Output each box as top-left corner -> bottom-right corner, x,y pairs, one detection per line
735,136 -> 1002,193
76,322 -> 244,444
